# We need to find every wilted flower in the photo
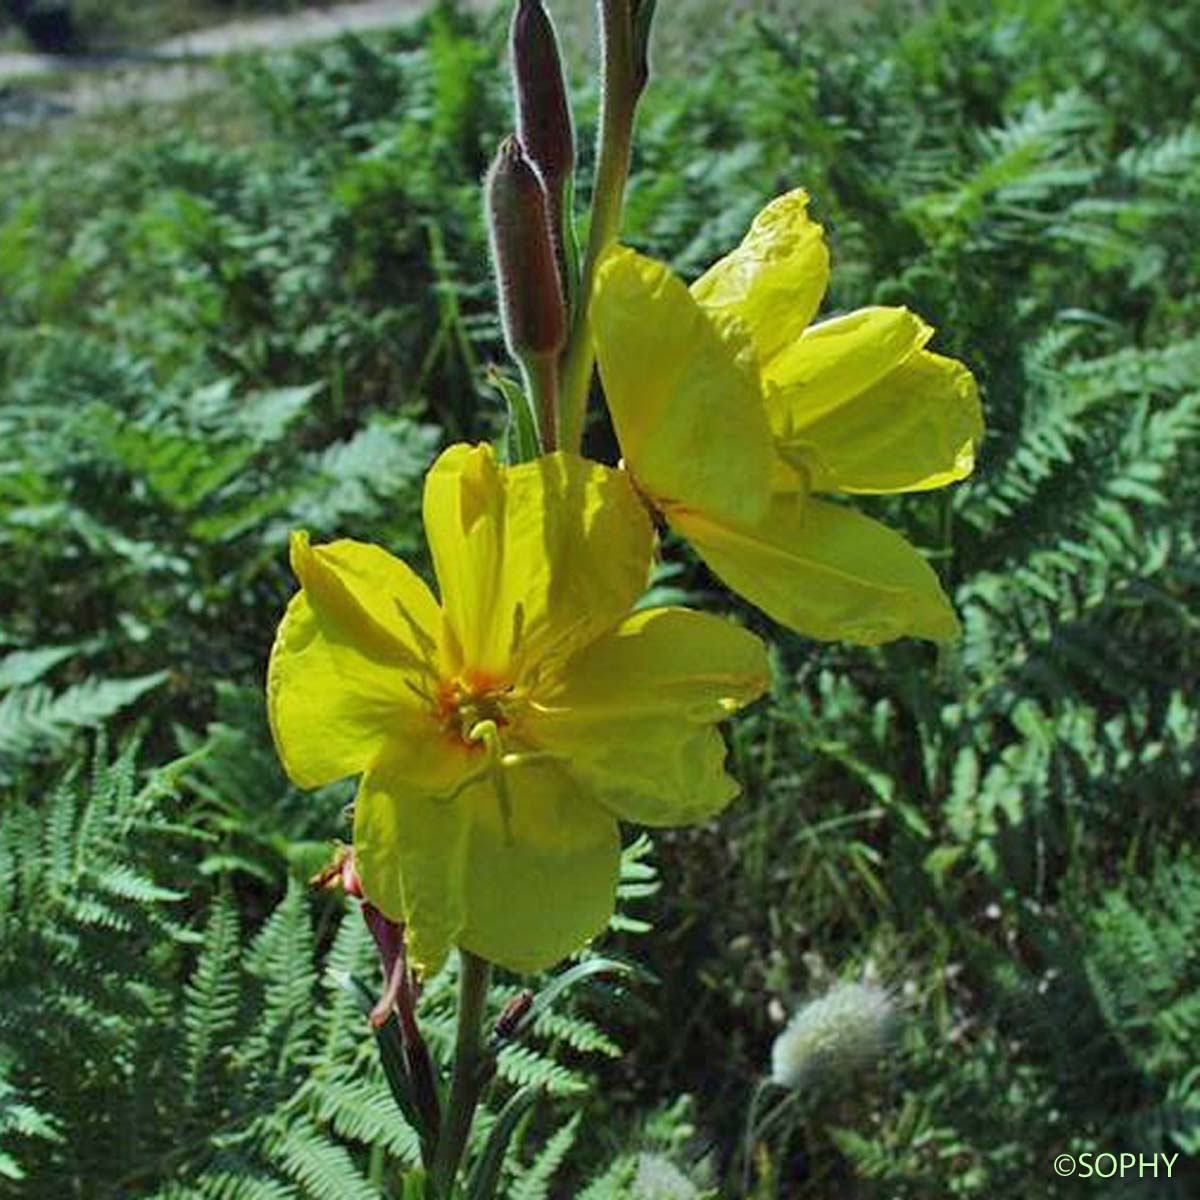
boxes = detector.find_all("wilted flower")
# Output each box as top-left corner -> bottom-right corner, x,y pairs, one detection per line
770,980 -> 898,1092
591,190 -> 983,645
268,443 -> 768,977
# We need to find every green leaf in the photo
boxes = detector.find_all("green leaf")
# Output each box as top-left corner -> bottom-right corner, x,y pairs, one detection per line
465,1086 -> 540,1200
335,972 -> 428,1144
489,369 -> 540,465
496,958 -> 634,1048
401,1170 -> 431,1200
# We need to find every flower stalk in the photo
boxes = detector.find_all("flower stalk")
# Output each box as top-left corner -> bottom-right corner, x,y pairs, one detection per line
558,0 -> 641,452
431,950 -> 494,1197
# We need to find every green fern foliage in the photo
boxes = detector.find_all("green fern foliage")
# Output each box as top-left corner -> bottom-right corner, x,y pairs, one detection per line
0,740 -> 196,1192
0,730 -> 660,1198
0,668 -> 168,779
1082,852 -> 1200,1150
0,0 -> 1198,1196
0,1066 -> 59,1185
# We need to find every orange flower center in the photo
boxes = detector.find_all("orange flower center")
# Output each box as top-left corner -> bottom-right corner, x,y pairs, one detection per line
435,673 -> 514,748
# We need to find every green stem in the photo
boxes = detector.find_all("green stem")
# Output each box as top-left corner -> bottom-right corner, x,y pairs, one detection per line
558,0 -> 638,453
431,950 -> 492,1198
521,350 -> 559,452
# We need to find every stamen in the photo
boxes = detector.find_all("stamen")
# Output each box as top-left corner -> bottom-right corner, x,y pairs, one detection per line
430,678 -> 565,847
520,616 -> 586,693
510,602 -> 526,658
500,749 -> 568,770
391,597 -> 441,682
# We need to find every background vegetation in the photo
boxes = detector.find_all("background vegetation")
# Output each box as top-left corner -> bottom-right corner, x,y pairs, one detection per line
1,0 -> 1197,1195
0,1 -> 359,52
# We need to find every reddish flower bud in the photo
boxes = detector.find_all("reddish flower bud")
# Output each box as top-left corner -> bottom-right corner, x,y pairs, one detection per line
341,852 -> 364,899
486,135 -> 566,361
310,843 -> 362,897
510,0 -> 574,195
494,988 -> 535,1040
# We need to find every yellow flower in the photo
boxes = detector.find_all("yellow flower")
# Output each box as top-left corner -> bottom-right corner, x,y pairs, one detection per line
267,444 -> 768,976
590,190 -> 983,645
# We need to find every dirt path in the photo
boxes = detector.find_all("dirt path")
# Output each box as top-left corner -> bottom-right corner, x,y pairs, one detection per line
0,0 -> 491,125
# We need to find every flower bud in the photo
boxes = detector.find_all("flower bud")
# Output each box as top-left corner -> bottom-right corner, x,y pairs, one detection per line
510,0 -> 574,197
494,988 -> 535,1040
770,981 -> 897,1092
310,842 -> 362,897
341,851 -> 364,898
486,135 -> 566,361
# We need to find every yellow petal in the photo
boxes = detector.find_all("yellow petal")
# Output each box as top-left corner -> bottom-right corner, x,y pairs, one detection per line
457,763 -> 620,974
690,189 -> 830,366
354,738 -> 476,977
673,495 -> 960,644
532,607 -> 770,826
592,246 -> 775,528
356,751 -> 618,977
764,307 -> 933,435
778,350 -> 983,494
422,443 -> 653,681
289,531 -> 443,663
266,534 -> 443,789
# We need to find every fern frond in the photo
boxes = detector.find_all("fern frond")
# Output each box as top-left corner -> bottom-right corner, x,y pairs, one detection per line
241,881 -> 320,1086
532,1011 -> 622,1059
0,1068 -> 60,1183
0,673 -> 168,776
154,1169 -> 301,1200
270,1118 -> 377,1200
282,414 -> 439,533
507,1112 -> 581,1200
577,1155 -> 638,1200
184,888 -> 244,1112
311,1074 -> 421,1163
496,1044 -> 586,1098
1117,124 -> 1200,186
911,90 -> 1102,233
0,645 -> 78,691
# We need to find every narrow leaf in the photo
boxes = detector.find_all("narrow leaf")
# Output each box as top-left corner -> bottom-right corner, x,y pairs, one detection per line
466,1086 -> 541,1200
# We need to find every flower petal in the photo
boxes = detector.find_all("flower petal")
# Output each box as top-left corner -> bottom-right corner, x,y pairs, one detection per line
532,608 -> 770,826
289,532 -> 444,660
592,246 -> 775,527
353,738 -> 476,977
267,534 -> 443,788
457,763 -> 620,974
672,495 -> 960,644
763,307 -> 933,434
779,349 -> 983,494
690,189 -> 830,366
356,748 -> 620,977
422,443 -> 653,681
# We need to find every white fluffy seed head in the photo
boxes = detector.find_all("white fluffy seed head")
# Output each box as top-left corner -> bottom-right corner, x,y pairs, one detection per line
770,981 -> 897,1092
633,1153 -> 698,1200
